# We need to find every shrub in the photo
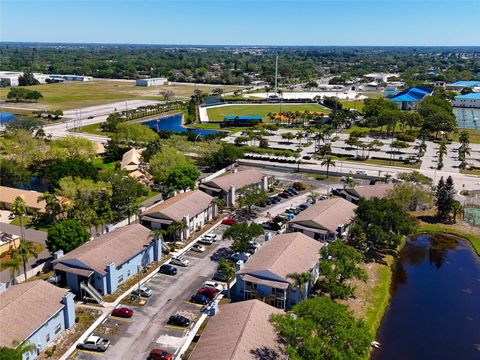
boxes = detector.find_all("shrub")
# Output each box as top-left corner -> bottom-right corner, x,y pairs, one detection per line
396,133 -> 416,142
292,181 -> 307,191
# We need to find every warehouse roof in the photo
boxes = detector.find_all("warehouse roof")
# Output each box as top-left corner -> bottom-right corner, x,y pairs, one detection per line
389,86 -> 433,103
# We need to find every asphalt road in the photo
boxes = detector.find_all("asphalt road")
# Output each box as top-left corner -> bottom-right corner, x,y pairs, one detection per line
72,225 -> 233,360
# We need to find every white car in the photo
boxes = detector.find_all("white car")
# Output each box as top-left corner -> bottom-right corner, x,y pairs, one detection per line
204,280 -> 224,292
203,233 -> 218,242
191,244 -> 206,253
170,256 -> 190,267
199,237 -> 214,245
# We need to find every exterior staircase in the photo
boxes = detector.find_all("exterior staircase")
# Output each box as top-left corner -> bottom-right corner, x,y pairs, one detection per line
80,282 -> 104,304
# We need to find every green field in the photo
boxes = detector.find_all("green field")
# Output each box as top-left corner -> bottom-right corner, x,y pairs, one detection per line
0,81 -> 246,111
206,104 -> 330,121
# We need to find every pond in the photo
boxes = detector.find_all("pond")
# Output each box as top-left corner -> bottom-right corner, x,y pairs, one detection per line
141,113 -> 220,136
371,234 -> 480,360
0,112 -> 16,125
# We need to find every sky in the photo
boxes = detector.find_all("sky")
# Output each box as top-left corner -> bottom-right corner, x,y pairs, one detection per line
1,0 -> 479,46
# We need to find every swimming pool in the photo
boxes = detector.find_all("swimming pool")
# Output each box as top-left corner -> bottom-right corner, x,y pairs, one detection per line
141,113 -> 219,136
0,112 -> 16,125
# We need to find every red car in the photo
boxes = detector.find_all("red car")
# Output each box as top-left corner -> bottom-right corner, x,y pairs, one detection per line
111,307 -> 133,318
148,349 -> 173,360
222,217 -> 237,225
196,287 -> 217,300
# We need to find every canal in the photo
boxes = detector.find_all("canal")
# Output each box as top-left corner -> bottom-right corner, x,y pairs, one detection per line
372,234 -> 480,360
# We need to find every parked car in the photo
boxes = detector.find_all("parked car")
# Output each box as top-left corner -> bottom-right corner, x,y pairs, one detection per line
131,286 -> 153,298
273,214 -> 288,224
77,336 -> 110,352
302,155 -> 311,160
319,195 -> 329,200
262,221 -> 282,231
271,196 -> 281,204
199,237 -> 214,245
278,192 -> 290,199
159,264 -> 177,275
288,188 -> 299,195
298,203 -> 310,211
222,217 -> 237,225
191,244 -> 206,253
331,188 -> 342,196
167,314 -> 190,327
285,207 -> 301,215
356,170 -> 367,175
247,242 -> 261,254
197,287 -> 217,300
204,280 -> 224,292
148,349 -> 174,360
213,271 -> 229,282
230,252 -> 251,262
7,213 -> 15,220
203,233 -> 218,242
170,256 -> 190,267
211,247 -> 234,261
111,307 -> 133,318
190,294 -> 211,305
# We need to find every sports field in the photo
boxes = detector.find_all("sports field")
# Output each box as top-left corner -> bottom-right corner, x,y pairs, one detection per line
0,80 -> 245,111
206,104 -> 330,121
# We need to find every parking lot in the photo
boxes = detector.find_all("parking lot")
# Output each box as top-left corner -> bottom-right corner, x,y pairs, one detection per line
70,224 -> 231,360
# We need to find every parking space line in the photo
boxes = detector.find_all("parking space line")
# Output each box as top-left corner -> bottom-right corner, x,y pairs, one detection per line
165,325 -> 190,330
183,301 -> 204,307
77,350 -> 105,356
108,317 -> 133,323
67,350 -> 78,359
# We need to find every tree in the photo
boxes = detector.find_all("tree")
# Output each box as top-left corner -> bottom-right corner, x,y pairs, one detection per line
5,116 -> 45,132
121,202 -> 139,225
321,156 -> 336,177
0,341 -> 36,360
318,241 -> 367,300
40,158 -> 97,190
223,222 -> 264,252
270,297 -> 372,360
17,241 -> 40,282
164,163 -> 200,192
149,146 -> 190,183
349,198 -> 416,258
112,122 -> 158,146
159,90 -> 174,101
37,192 -> 63,222
46,219 -> 90,253
397,171 -> 432,186
237,185 -> 268,213
307,191 -> 319,204
386,183 -> 433,211
218,258 -> 236,299
18,72 -> 40,86
200,143 -> 244,171
11,197 -> 27,243
281,132 -> 295,144
2,255 -> 22,284
0,161 -> 31,188
287,272 -> 313,298
50,137 -> 96,161
435,176 -> 455,222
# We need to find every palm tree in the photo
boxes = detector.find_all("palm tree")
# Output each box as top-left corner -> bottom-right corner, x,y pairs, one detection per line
17,241 -> 40,282
122,202 -> 139,225
37,192 -> 62,222
218,258 -> 236,299
2,253 -> 22,284
12,196 -> 27,243
344,176 -> 357,189
321,156 -> 336,177
287,272 -> 314,298
307,191 -> 319,204
452,200 -> 464,223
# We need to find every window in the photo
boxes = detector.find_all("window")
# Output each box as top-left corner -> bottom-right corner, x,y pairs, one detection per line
118,274 -> 124,283
127,269 -> 131,277
45,333 -> 50,343
54,324 -> 61,335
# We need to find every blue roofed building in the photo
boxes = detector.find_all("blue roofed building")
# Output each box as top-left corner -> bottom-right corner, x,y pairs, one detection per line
446,81 -> 480,91
452,93 -> 480,108
389,86 -> 433,110
222,115 -> 263,127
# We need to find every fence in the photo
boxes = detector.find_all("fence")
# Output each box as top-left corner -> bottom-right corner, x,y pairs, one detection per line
464,207 -> 480,226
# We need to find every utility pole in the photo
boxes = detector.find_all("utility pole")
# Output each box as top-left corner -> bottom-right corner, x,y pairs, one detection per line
275,53 -> 279,91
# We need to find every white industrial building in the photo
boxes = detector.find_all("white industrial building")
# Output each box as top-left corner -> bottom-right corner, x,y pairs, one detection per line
135,77 -> 169,87
0,71 -> 49,86
49,74 -> 93,82
452,93 -> 480,108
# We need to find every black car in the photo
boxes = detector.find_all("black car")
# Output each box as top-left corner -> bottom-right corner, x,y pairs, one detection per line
190,294 -> 210,305
213,271 -> 229,282
168,315 -> 190,327
302,155 -> 312,160
288,188 -> 299,195
331,188 -> 342,196
262,221 -> 282,231
278,192 -> 290,199
298,203 -> 310,211
159,264 -> 177,275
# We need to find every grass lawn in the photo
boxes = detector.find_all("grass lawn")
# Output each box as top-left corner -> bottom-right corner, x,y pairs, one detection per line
91,157 -> 118,171
206,104 -> 330,121
330,155 -> 420,169
0,81 -> 246,111
77,123 -> 112,136
340,99 -> 364,112
453,128 -> 480,144
460,168 -> 480,176
10,216 -> 50,232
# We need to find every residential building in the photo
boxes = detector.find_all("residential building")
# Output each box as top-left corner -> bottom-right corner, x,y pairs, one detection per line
364,72 -> 399,83
135,77 -> 169,87
199,169 -> 268,207
446,80 -> 480,91
236,232 -> 324,310
452,93 -> 480,108
0,281 -> 75,360
389,86 -> 433,110
288,197 -> 357,241
341,183 -> 394,204
53,224 -> 161,299
0,232 -> 20,255
189,300 -> 285,360
0,186 -> 47,213
128,170 -> 153,186
140,190 -> 217,241
120,148 -> 142,171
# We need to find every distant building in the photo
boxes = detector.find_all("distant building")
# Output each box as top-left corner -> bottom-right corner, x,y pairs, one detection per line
49,74 -> 93,82
189,300 -> 285,360
135,78 -> 168,87
0,71 -> 49,86
341,183 -> 395,204
0,186 -> 48,213
120,148 -> 142,171
288,197 -> 357,241
389,86 -> 433,110
222,115 -> 263,127
199,169 -> 268,207
446,81 -> 480,91
53,224 -> 161,299
140,190 -> 217,241
452,93 -> 480,108
0,232 -> 20,256
0,281 -> 75,360
236,232 -> 323,310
